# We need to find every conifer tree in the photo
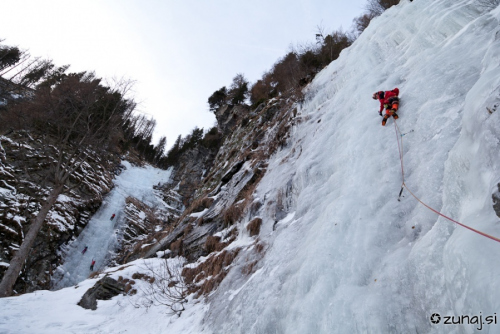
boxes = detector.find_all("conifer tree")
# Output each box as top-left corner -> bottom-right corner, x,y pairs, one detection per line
0,72 -> 136,297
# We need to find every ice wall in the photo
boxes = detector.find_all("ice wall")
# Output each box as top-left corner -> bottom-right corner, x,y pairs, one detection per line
205,1 -> 500,333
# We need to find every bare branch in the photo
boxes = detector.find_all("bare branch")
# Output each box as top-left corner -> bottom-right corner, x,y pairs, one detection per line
137,258 -> 191,316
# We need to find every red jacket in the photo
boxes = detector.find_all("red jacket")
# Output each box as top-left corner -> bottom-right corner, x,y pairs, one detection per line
377,88 -> 399,113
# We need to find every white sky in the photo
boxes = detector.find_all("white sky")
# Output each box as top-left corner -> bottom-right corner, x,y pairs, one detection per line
0,0 -> 366,149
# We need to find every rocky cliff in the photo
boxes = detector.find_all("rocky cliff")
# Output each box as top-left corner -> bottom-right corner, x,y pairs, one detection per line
0,131 -> 118,293
118,97 -> 299,296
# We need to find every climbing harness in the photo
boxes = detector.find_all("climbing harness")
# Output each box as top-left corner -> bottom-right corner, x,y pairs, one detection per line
393,120 -> 500,243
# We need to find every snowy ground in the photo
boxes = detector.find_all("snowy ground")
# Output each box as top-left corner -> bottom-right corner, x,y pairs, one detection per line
2,0 -> 500,333
0,258 -> 207,334
52,161 -> 172,289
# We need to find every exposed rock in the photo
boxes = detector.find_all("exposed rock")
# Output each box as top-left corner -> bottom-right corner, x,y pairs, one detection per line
170,145 -> 218,206
114,195 -> 179,264
77,276 -> 125,310
221,160 -> 245,184
214,104 -> 250,136
493,183 -> 500,218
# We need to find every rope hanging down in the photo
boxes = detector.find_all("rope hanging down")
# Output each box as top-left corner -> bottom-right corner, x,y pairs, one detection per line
392,120 -> 500,243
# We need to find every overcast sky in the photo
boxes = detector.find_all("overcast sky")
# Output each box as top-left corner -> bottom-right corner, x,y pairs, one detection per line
1,0 -> 366,149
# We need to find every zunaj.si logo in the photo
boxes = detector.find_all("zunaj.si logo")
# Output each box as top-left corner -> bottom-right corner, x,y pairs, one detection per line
430,312 -> 497,331
430,313 -> 441,324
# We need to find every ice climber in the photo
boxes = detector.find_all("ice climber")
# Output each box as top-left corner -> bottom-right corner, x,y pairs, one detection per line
372,88 -> 400,126
110,213 -> 116,220
81,246 -> 88,255
90,259 -> 96,271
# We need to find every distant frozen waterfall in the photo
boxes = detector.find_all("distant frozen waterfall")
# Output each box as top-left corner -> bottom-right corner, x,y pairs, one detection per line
52,161 -> 171,289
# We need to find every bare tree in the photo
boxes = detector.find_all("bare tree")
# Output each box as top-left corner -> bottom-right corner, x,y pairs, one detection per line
271,51 -> 305,96
137,258 -> 191,316
0,72 -> 136,297
365,0 -> 400,17
249,71 -> 273,105
353,13 -> 377,36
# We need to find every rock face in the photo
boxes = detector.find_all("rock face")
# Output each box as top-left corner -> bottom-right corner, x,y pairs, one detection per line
114,195 -> 180,264
125,98 -> 297,272
214,104 -> 251,136
77,276 -> 125,310
0,131 -> 117,293
493,183 -> 500,218
170,145 -> 218,206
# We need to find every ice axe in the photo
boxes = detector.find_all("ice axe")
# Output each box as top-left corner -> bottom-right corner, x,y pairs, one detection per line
400,129 -> 414,137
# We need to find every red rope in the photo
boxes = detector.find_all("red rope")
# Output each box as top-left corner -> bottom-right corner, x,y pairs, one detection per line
393,120 -> 500,243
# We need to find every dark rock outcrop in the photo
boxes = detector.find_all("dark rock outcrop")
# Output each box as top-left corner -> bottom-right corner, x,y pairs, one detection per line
221,160 -> 245,185
214,104 -> 250,136
77,276 -> 125,310
170,145 -> 218,206
493,183 -> 500,218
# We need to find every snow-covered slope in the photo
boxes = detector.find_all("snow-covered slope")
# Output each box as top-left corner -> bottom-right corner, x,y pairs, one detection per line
2,0 -> 500,333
